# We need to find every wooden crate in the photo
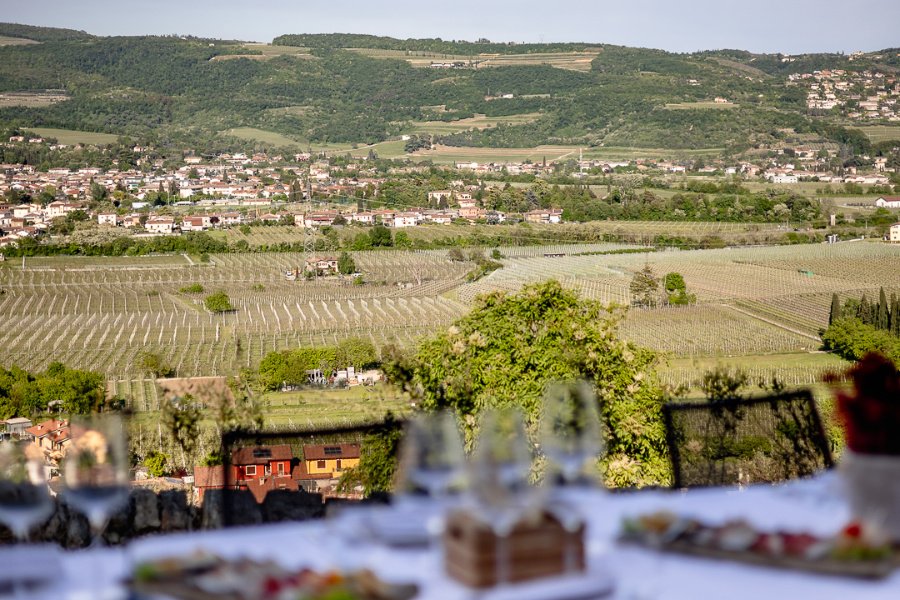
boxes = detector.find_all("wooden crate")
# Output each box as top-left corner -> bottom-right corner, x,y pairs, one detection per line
443,509 -> 585,588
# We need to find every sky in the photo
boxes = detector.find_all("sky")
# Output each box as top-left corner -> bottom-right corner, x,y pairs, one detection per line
4,0 -> 899,55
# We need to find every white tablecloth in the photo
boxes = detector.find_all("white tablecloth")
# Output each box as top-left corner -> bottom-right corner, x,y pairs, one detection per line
49,472 -> 900,599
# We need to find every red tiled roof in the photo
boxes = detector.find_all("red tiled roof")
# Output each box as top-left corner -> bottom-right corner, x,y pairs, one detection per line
302,443 -> 360,461
231,444 -> 293,465
25,419 -> 68,439
193,465 -> 225,488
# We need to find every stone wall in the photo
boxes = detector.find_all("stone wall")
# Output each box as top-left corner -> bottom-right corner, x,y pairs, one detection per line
0,488 -> 327,548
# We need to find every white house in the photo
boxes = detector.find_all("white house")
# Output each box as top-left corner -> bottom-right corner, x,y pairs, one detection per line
770,174 -> 799,184
890,223 -> 900,243
145,216 -> 175,234
875,196 -> 900,209
97,213 -> 118,226
393,212 -> 421,228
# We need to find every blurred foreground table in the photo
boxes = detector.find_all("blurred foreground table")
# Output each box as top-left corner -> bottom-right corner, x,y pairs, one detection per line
51,472 -> 899,599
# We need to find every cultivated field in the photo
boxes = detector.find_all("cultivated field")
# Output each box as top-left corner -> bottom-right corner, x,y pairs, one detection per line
24,127 -> 120,145
2,238 -> 896,404
856,125 -> 900,143
405,113 -> 542,136
664,101 -> 738,110
347,48 -> 601,72
0,250 -> 471,379
0,91 -> 69,108
413,144 -> 726,164
210,43 -> 314,61
0,36 -> 39,46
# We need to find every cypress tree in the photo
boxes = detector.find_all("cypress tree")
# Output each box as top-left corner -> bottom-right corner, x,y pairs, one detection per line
892,296 -> 900,337
877,287 -> 890,330
859,295 -> 873,325
829,293 -> 841,325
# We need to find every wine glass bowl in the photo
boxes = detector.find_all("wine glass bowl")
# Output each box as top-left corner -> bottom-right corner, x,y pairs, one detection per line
396,410 -> 467,499
541,380 -> 603,485
469,407 -> 538,585
63,414 -> 130,541
0,440 -> 53,541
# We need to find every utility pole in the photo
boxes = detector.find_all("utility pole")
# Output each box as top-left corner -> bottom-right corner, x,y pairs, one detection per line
303,165 -> 316,280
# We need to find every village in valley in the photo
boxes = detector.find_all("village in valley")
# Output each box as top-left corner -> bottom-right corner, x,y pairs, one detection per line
1,135 -> 899,250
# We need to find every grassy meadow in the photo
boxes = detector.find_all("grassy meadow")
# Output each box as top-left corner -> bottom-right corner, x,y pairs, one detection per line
24,127 -> 120,145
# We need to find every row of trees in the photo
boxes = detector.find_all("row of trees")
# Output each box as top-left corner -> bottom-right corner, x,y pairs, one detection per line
0,362 -> 105,419
829,288 -> 900,337
258,337 -> 379,391
823,288 -> 900,363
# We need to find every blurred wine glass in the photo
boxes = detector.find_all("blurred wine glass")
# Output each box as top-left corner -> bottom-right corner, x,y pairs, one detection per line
469,407 -> 536,585
0,440 -> 52,541
541,380 -> 603,486
63,414 -> 130,546
396,410 -> 467,500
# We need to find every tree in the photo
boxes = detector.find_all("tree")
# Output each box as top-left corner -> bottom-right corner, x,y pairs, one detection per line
829,293 -> 841,326
144,450 -> 170,477
877,287 -> 890,331
337,251 -> 356,275
138,351 -> 175,378
630,264 -> 660,307
663,271 -> 696,305
447,248 -> 465,262
383,281 -> 669,488
369,225 -> 393,247
204,291 -> 234,313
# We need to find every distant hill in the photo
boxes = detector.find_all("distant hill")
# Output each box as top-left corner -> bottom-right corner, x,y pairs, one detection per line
0,22 -> 93,43
0,24 -> 896,154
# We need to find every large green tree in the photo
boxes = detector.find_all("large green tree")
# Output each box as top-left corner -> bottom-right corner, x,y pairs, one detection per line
384,280 -> 669,487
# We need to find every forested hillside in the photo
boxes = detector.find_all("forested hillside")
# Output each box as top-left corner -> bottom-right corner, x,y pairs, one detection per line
0,25 -> 895,153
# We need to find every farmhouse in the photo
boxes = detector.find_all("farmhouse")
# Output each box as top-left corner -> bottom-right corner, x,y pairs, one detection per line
181,215 -> 212,231
26,419 -> 70,454
525,209 -> 564,224
875,196 -> 900,209
300,443 -> 359,481
305,255 -> 339,276
97,213 -> 118,226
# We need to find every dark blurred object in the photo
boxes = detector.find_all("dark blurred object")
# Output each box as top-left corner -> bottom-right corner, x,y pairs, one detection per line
663,391 -> 833,488
831,353 -> 900,455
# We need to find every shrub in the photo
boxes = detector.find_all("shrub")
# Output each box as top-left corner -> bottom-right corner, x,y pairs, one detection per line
179,283 -> 204,294
204,291 -> 234,313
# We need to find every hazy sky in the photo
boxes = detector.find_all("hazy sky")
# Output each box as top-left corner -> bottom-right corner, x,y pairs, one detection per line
5,0 -> 899,54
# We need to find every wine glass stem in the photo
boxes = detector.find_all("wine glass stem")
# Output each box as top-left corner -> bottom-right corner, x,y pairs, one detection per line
496,533 -> 511,585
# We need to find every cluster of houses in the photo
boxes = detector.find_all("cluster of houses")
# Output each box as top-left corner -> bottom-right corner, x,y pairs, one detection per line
193,442 -> 361,503
791,68 -> 900,121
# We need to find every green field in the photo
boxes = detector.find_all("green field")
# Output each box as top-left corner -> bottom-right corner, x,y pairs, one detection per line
857,125 -> 900,143
0,91 -> 69,108
211,43 -> 314,61
347,47 -> 600,71
664,101 -> 738,110
24,127 -> 120,145
405,113 -> 542,135
221,127 -> 304,147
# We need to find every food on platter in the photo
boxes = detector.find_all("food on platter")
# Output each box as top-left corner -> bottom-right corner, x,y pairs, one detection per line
620,512 -> 894,578
130,552 -> 418,600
